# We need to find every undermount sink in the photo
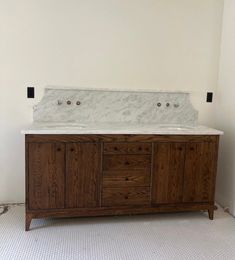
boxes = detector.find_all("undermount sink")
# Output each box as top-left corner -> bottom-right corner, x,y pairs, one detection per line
37,123 -> 195,131
41,124 -> 87,129
156,125 -> 194,130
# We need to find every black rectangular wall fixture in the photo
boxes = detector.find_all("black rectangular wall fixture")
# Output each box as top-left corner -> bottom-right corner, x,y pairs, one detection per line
27,87 -> 35,98
206,92 -> 213,103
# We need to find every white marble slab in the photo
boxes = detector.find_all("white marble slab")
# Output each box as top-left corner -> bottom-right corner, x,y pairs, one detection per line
21,122 -> 223,135
22,87 -> 223,135
33,88 -> 198,126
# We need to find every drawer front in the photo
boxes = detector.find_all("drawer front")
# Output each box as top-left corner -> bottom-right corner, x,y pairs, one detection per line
103,155 -> 151,171
103,170 -> 150,187
102,187 -> 150,206
103,143 -> 151,154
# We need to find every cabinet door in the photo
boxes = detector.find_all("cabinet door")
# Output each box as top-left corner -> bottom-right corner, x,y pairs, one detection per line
66,143 -> 101,208
28,143 -> 65,210
183,142 -> 218,202
152,143 -> 185,204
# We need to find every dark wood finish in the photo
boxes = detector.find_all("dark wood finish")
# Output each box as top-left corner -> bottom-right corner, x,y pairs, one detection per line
103,155 -> 151,171
66,143 -> 101,208
25,214 -> 32,232
27,203 -> 214,219
102,187 -> 150,206
99,142 -> 104,207
103,142 -> 151,154
28,143 -> 65,210
152,143 -> 185,204
208,208 -> 214,220
183,142 -> 218,203
26,134 -> 217,143
25,134 -> 220,230
25,142 -> 29,211
103,170 -> 150,187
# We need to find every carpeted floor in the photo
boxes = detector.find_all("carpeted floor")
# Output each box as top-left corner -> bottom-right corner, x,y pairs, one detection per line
0,205 -> 234,260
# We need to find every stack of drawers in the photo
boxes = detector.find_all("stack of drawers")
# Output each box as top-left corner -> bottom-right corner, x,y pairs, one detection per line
102,143 -> 152,207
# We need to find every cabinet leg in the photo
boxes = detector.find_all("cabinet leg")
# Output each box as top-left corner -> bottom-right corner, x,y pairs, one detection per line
25,214 -> 32,231
208,209 -> 214,220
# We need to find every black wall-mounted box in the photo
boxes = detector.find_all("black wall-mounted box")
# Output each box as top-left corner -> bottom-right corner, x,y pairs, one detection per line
27,87 -> 35,98
207,92 -> 213,103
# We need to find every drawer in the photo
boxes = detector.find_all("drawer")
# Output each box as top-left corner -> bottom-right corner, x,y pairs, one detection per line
103,170 -> 150,187
103,155 -> 151,171
102,187 -> 150,207
103,143 -> 151,154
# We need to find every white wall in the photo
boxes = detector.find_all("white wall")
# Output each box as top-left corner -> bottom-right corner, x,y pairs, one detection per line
215,0 -> 235,216
0,0 -> 223,203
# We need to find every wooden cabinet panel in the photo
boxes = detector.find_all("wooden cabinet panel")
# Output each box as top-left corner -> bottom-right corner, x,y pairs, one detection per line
103,143 -> 151,154
66,143 -> 101,208
183,142 -> 218,202
25,134 -> 220,230
102,187 -> 150,207
103,155 -> 151,171
152,143 -> 185,204
28,143 -> 65,210
103,170 -> 150,187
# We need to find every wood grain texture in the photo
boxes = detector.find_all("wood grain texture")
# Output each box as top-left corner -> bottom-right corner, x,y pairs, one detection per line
152,143 -> 185,204
25,134 -> 220,230
28,143 -> 65,210
27,202 -> 215,219
103,170 -> 150,187
66,143 -> 101,208
103,155 -> 151,171
26,134 -> 217,143
25,142 -> 29,210
183,142 -> 218,203
102,187 -> 150,207
103,142 -> 151,154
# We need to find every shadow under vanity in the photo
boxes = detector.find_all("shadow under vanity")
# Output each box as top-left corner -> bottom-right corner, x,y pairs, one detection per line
22,88 -> 223,231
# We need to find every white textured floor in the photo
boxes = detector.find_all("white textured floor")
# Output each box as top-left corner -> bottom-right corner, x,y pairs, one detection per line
0,205 -> 235,260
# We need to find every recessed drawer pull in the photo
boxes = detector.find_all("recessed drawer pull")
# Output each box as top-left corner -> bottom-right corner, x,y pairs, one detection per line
125,196 -> 129,200
125,161 -> 130,165
57,148 -> 61,152
125,177 -> 129,181
70,148 -> 74,152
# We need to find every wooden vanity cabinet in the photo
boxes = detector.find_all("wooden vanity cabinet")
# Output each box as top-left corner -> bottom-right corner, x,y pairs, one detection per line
151,142 -> 218,206
27,143 -> 65,210
152,143 -> 186,204
25,134 -> 219,231
66,143 -> 101,208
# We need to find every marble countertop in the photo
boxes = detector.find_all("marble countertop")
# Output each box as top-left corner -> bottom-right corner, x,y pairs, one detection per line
21,122 -> 223,135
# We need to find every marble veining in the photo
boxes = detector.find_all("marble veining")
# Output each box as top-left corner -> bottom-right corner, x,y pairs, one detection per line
33,88 -> 198,126
21,122 -> 223,135
21,87 -> 223,135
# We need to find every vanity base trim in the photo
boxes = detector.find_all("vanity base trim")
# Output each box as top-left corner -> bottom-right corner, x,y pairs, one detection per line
25,203 -> 215,231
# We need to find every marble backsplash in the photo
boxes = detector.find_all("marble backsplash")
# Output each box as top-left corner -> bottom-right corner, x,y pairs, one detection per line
33,88 -> 198,126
